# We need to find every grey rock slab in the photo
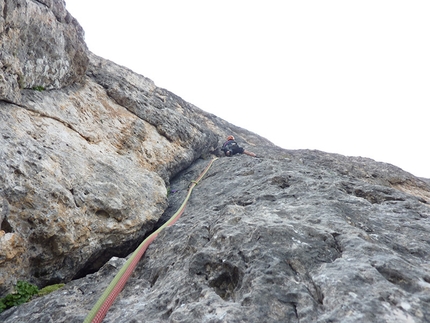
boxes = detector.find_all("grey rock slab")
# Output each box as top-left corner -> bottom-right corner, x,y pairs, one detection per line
0,0 -> 88,103
2,152 -> 428,322
0,45 -> 272,295
1,2 -> 429,321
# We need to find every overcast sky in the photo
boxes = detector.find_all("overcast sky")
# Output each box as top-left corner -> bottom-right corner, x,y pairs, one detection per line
66,0 -> 429,178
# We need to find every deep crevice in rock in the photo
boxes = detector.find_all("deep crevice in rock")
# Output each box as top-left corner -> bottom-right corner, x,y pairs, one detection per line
72,213 -> 166,280
72,236 -> 145,280
71,169 -> 189,280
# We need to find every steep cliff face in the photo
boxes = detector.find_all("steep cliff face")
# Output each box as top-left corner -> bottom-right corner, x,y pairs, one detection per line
1,2 -> 430,323
0,0 -> 271,297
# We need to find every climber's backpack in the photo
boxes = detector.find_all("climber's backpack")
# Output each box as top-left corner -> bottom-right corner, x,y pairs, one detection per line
222,140 -> 238,156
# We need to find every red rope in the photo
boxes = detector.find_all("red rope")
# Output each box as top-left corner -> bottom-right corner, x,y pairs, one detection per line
85,158 -> 218,322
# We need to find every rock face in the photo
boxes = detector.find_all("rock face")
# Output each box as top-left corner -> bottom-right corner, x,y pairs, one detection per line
1,151 -> 429,323
1,2 -> 430,323
0,1 -> 270,297
0,0 -> 88,103
0,51 -> 255,294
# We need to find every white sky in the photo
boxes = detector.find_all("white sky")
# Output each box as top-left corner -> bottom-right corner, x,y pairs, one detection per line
66,0 -> 430,178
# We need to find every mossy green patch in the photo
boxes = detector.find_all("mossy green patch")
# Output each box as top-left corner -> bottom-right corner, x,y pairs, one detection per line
37,283 -> 65,297
0,281 -> 39,313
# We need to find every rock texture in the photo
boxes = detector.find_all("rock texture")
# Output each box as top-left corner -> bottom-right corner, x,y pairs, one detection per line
0,0 -> 270,296
0,0 -> 88,103
1,151 -> 429,323
1,2 -> 430,323
0,53 -> 261,294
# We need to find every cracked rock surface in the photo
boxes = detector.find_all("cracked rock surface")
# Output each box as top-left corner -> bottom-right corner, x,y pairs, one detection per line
0,0 -> 88,103
2,150 -> 429,323
1,2 -> 430,322
0,2 -> 271,294
0,0 -> 268,293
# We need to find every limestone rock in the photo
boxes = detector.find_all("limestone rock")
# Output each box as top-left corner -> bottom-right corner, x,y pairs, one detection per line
1,150 -> 429,322
1,2 -> 429,322
0,0 -> 88,103
0,39 -> 270,295
0,93 -> 169,294
86,52 -> 222,181
0,231 -> 27,293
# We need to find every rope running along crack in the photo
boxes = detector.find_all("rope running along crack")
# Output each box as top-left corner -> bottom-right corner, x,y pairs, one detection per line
83,157 -> 219,323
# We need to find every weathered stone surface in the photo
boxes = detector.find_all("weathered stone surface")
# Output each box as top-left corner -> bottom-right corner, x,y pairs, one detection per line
1,149 -> 429,323
0,230 -> 28,294
0,94 -> 168,294
1,2 -> 429,322
0,48 -> 268,295
86,52 -> 224,182
0,0 -> 88,103
85,52 -> 273,179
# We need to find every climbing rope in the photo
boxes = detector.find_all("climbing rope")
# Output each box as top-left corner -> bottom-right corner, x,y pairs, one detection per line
83,157 -> 218,323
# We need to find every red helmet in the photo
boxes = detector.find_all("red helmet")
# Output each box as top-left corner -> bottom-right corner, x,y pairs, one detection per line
227,135 -> 235,141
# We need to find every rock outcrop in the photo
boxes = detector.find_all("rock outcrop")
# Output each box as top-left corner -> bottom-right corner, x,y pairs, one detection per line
0,0 -> 271,297
1,150 -> 429,322
1,2 -> 430,323
0,0 -> 88,104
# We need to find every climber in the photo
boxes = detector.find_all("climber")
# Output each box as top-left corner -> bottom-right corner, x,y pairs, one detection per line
221,135 -> 257,157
